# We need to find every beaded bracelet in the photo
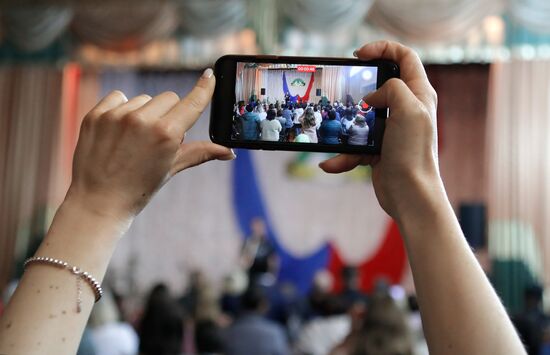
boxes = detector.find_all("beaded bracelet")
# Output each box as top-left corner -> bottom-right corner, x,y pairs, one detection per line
24,256 -> 103,313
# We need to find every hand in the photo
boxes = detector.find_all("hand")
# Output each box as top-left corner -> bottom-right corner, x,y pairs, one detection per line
66,69 -> 235,221
319,41 -> 441,219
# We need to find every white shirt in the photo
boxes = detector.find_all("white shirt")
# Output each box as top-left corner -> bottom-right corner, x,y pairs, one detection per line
91,322 -> 139,355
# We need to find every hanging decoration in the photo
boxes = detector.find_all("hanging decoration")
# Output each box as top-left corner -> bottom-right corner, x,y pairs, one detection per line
282,71 -> 315,103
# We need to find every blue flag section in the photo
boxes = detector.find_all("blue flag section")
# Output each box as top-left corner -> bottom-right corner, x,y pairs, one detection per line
232,149 -> 330,294
282,72 -> 299,103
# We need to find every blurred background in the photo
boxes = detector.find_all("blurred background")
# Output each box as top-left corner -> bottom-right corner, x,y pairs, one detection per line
1,0 -> 550,354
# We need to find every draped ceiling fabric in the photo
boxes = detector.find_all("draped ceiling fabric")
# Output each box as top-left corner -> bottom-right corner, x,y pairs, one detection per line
177,0 -> 247,37
509,0 -> 550,34
3,6 -> 72,52
72,3 -> 178,51
280,0 -> 374,32
486,60 -> 550,311
1,1 -> 550,64
368,0 -> 504,43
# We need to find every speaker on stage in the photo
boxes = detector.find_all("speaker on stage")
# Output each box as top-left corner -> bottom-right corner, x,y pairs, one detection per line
260,88 -> 266,95
459,203 -> 486,248
316,88 -> 321,96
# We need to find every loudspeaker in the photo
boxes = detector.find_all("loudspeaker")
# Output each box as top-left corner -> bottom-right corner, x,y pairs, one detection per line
316,88 -> 321,96
459,203 -> 486,248
260,88 -> 266,95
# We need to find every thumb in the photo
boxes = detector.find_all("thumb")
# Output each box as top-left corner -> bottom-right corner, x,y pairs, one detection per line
363,78 -> 419,115
171,141 -> 236,175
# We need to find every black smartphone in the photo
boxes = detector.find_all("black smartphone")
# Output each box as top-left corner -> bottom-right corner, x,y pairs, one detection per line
210,55 -> 399,154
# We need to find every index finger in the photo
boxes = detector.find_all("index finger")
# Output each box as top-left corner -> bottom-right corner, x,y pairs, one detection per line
355,41 -> 436,112
163,68 -> 216,137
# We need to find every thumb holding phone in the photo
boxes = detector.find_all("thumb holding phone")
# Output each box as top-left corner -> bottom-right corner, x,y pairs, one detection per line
319,41 -> 441,220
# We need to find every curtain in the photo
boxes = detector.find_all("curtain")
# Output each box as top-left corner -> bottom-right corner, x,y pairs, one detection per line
368,0 -> 503,43
237,65 -> 257,102
486,59 -> 550,312
321,66 -> 343,102
0,66 -> 64,290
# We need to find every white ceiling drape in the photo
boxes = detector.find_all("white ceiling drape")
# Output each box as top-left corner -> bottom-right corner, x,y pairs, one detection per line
177,0 -> 247,36
72,3 -> 178,50
367,0 -> 504,43
3,6 -> 73,52
280,0 -> 374,32
509,0 -> 550,34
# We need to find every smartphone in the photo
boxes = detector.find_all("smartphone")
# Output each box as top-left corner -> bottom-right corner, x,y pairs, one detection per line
210,55 -> 399,154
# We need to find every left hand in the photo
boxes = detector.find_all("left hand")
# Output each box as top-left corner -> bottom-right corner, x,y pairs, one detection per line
66,69 -> 235,222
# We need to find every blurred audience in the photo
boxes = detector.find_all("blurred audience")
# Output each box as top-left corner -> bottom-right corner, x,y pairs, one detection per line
513,285 -> 550,355
330,291 -> 413,355
89,290 -> 138,355
224,287 -> 290,355
138,283 -> 185,355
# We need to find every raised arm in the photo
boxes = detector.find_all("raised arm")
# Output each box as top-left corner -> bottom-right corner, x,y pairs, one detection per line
0,69 -> 235,355
320,41 -> 526,355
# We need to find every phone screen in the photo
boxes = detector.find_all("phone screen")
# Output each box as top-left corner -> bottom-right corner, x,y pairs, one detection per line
232,62 -> 379,147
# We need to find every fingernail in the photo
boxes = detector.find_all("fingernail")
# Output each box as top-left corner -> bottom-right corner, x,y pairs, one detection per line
352,50 -> 359,58
230,149 -> 237,159
202,68 -> 214,79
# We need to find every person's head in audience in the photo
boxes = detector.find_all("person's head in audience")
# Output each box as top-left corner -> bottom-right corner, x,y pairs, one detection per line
282,104 -> 287,110
139,283 -> 184,355
245,104 -> 253,113
313,105 -> 319,112
266,109 -> 276,121
328,109 -> 337,121
342,266 -> 360,291
303,108 -> 316,128
268,104 -> 274,110
354,114 -> 367,127
276,109 -> 283,118
524,284 -> 544,311
351,293 -> 413,355
240,287 -> 269,315
344,108 -> 353,121
195,319 -> 225,354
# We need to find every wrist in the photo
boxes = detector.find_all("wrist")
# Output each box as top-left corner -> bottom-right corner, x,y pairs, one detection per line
391,170 -> 450,228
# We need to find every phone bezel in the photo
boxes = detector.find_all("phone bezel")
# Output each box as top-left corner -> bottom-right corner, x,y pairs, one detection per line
210,55 -> 399,154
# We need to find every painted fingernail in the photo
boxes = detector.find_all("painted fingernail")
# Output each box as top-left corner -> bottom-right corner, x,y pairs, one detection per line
202,68 -> 214,79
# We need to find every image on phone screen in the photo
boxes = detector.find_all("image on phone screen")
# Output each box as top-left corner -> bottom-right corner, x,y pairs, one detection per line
232,62 -> 378,147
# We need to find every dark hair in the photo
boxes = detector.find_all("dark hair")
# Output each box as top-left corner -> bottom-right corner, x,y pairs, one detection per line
282,104 -> 287,109
276,109 -> 283,117
240,287 -> 267,312
138,284 -> 184,355
266,109 -> 277,121
313,105 -> 319,112
245,104 -> 253,113
303,108 -> 316,128
328,109 -> 337,120
268,103 -> 274,110
344,109 -> 353,119
351,294 -> 413,355
195,320 -> 225,353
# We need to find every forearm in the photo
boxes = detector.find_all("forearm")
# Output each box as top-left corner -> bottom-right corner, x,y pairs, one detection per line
396,178 -> 525,355
0,197 -> 131,355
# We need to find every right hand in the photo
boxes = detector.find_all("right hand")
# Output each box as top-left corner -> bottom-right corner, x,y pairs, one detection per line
319,41 -> 441,219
